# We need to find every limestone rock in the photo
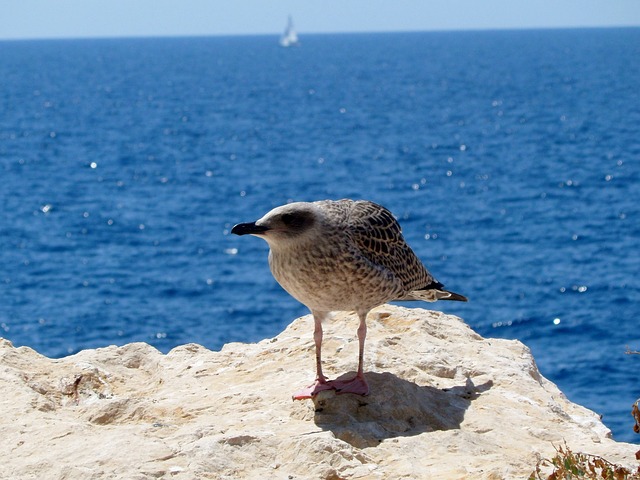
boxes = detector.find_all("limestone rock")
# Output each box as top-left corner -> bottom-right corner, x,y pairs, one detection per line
0,305 -> 637,479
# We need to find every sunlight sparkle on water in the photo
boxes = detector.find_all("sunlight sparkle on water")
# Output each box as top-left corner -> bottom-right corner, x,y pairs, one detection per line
492,320 -> 513,328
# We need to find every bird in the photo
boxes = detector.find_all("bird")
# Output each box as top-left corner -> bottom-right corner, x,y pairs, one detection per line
231,199 -> 467,400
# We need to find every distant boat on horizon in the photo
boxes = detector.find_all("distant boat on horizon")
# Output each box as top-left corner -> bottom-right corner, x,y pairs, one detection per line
279,15 -> 300,47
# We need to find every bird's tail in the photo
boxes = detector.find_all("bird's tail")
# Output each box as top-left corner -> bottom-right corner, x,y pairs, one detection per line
403,287 -> 468,303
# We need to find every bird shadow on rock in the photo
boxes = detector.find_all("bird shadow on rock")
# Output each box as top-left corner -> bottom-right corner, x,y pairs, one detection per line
310,372 -> 493,448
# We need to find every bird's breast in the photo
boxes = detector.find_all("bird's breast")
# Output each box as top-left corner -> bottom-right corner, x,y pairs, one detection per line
268,244 -> 402,312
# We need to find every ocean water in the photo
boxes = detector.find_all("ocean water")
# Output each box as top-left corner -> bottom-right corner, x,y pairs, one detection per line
1,28 -> 639,441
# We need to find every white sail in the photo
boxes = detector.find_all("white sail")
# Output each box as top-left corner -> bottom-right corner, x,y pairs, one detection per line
279,16 -> 299,47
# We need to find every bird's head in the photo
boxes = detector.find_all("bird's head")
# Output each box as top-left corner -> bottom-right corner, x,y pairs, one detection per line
231,202 -> 320,247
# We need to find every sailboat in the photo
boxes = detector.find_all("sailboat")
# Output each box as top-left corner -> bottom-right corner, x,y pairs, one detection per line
279,16 -> 300,47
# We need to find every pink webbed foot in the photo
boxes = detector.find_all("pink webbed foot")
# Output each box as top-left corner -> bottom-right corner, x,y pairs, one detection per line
331,374 -> 370,396
292,379 -> 336,400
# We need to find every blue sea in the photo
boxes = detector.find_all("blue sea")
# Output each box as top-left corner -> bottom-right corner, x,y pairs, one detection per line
1,28 -> 638,442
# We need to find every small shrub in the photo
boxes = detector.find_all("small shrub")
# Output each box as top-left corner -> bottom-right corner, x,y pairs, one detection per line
529,443 -> 640,480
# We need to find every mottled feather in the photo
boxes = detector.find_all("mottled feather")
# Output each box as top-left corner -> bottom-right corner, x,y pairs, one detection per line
314,199 -> 462,302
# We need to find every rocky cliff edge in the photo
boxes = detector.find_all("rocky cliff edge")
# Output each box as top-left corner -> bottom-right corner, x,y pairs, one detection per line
0,305 -> 637,479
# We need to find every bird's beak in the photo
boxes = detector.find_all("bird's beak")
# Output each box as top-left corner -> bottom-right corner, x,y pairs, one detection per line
231,222 -> 270,236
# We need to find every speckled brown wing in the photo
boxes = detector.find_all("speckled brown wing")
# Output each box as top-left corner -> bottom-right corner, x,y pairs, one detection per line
342,200 -> 436,294
314,199 -> 467,303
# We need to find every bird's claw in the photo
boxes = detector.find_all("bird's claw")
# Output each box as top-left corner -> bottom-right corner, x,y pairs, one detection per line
292,375 -> 369,400
331,375 -> 370,396
292,379 -> 335,400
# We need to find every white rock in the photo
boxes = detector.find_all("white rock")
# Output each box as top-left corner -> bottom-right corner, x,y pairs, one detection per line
0,305 -> 637,479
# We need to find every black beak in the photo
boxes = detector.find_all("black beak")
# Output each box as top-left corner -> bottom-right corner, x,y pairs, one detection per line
231,222 -> 270,236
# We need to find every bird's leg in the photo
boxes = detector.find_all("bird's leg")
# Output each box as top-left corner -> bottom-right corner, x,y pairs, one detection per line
292,311 -> 336,400
332,310 -> 370,396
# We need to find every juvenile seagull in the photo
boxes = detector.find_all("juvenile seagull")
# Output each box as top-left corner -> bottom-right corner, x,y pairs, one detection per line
231,199 -> 467,400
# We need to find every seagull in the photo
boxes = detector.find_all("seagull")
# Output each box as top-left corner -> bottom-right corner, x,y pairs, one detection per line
231,199 -> 467,400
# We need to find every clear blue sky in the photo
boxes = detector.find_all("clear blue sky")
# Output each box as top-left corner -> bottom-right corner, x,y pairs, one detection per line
2,0 -> 638,40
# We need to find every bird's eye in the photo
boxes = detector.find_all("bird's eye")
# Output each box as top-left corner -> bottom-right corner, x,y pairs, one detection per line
281,213 -> 296,226
280,212 -> 312,230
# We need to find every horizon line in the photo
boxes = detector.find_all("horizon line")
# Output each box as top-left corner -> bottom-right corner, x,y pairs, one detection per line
1,24 -> 638,43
